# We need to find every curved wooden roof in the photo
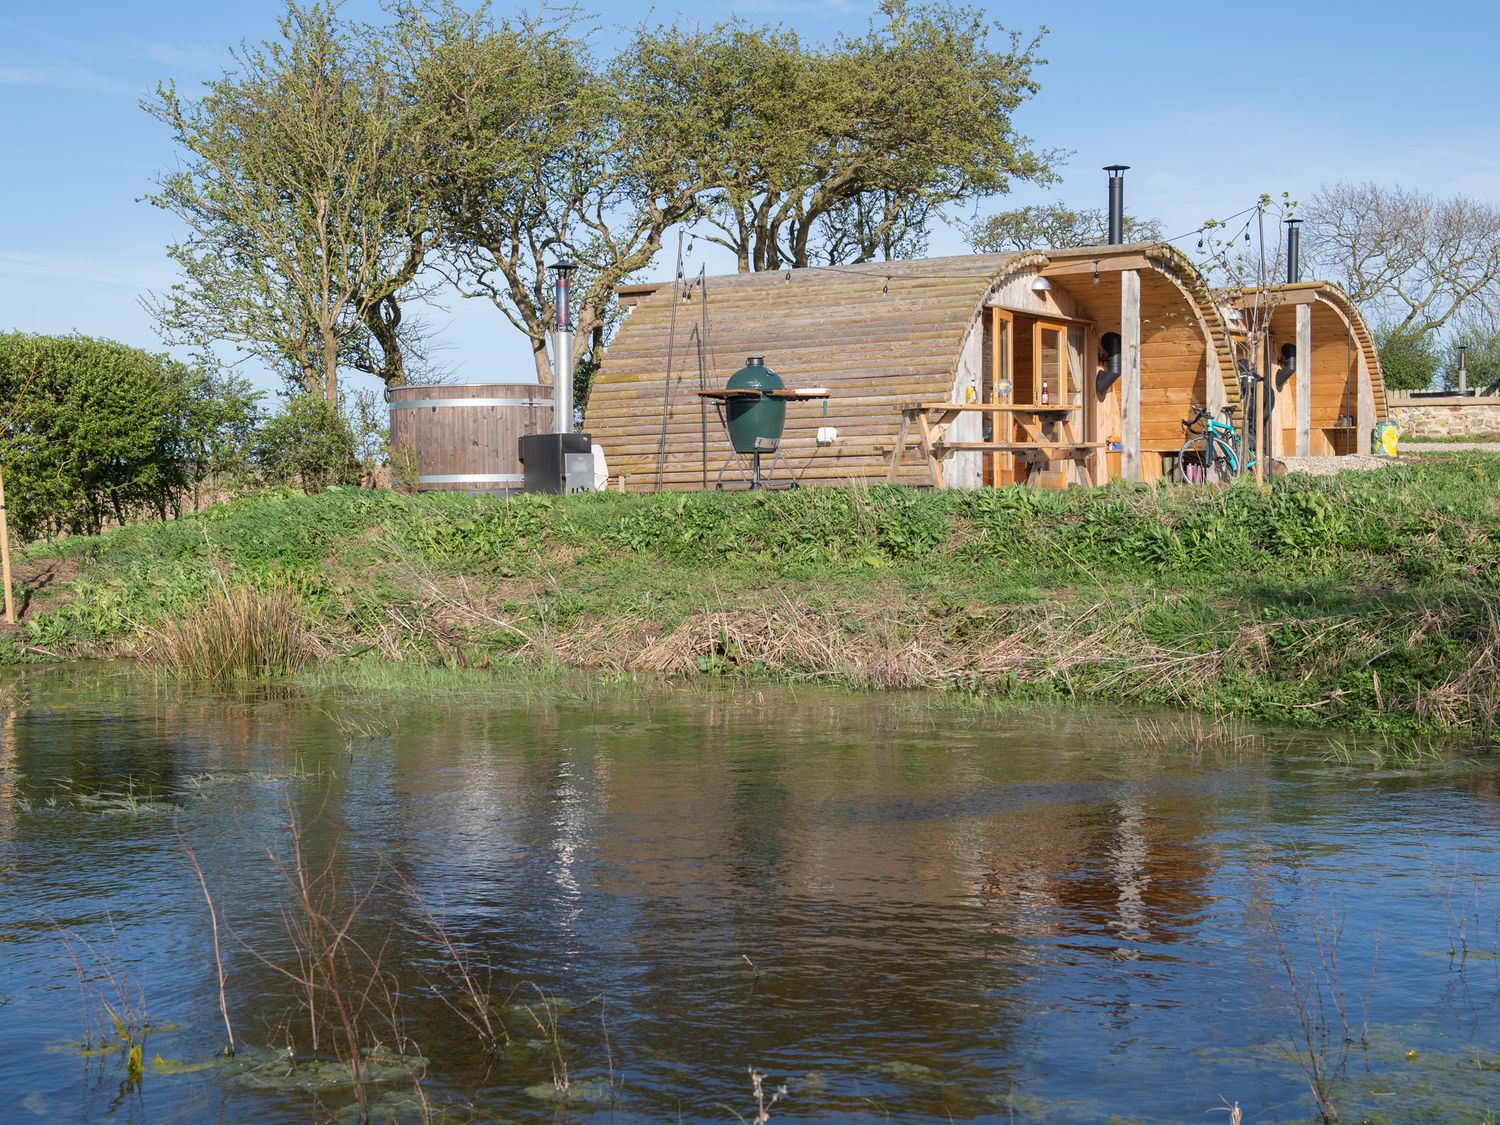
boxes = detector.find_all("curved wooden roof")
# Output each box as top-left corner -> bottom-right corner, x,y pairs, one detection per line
1232,282 -> 1389,423
1044,242 -> 1242,412
586,245 -> 1249,489
586,252 -> 1045,488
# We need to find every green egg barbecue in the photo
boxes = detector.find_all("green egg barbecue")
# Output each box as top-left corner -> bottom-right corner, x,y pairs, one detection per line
697,356 -> 831,489
725,357 -> 787,455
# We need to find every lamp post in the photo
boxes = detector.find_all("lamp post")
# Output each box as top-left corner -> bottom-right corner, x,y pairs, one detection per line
1458,342 -> 1469,396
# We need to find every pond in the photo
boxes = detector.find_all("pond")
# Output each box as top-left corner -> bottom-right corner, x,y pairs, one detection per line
0,665 -> 1498,1123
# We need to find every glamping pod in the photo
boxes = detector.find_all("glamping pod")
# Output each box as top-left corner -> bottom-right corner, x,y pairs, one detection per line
587,242 -> 1249,490
1229,282 -> 1388,458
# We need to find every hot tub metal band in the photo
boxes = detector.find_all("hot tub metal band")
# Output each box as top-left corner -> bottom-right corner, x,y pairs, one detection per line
417,473 -> 526,484
387,397 -> 549,410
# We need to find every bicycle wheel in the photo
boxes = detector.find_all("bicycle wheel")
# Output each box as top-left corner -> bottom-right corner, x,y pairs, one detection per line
1175,434 -> 1236,484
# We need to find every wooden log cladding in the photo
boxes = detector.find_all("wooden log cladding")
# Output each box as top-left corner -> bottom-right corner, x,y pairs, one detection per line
387,384 -> 554,492
587,244 -> 1241,491
1234,283 -> 1389,428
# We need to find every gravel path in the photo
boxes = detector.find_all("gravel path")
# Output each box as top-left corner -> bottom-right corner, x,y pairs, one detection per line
1402,441 -> 1500,453
1274,454 -> 1399,476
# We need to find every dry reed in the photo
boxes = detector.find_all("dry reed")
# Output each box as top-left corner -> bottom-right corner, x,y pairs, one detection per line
142,579 -> 307,681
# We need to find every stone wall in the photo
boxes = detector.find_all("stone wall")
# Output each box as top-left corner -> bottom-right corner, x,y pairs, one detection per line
1388,393 -> 1500,438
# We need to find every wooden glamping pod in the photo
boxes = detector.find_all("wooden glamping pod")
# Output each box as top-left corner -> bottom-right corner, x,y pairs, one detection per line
387,384 -> 553,492
1228,284 -> 1388,458
587,243 -> 1378,490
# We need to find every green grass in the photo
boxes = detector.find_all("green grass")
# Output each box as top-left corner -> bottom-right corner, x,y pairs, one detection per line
9,455 -> 1500,736
1402,433 -> 1500,444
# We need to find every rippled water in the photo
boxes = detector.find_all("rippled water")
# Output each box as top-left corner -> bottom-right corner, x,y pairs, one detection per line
1,665 -> 1498,1123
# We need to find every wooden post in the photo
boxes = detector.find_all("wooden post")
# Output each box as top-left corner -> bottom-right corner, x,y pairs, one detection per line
1296,303 -> 1312,457
0,464 -> 14,625
1121,270 -> 1141,483
988,307 -> 1000,486
1356,345 -> 1375,454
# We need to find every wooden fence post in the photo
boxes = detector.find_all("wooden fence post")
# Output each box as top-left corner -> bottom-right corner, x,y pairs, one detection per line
0,464 -> 14,625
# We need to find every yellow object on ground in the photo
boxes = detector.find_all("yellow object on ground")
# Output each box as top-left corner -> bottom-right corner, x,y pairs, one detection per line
1374,423 -> 1400,456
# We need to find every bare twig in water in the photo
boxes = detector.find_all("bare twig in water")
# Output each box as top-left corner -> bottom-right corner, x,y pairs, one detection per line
228,798 -> 416,1124
176,820 -> 235,1056
719,1067 -> 789,1124
53,912 -> 148,1083
396,873 -> 504,1054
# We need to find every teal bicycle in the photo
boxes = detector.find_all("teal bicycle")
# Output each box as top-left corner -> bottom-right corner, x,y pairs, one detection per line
1172,404 -> 1254,484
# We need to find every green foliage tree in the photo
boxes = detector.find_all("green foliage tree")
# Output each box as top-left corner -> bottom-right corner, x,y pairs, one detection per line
388,2 -> 701,386
0,333 -> 257,540
624,0 -> 1053,273
145,1 -> 443,401
965,202 -> 1163,253
253,393 -> 361,493
1373,322 -> 1441,391
1440,328 -> 1500,393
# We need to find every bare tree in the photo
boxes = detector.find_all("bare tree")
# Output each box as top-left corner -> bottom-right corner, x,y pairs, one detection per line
1304,182 -> 1500,339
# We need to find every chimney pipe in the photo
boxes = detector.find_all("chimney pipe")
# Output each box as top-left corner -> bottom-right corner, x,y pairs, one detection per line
1285,219 -> 1302,284
1104,165 -> 1129,245
1099,332 -> 1122,391
550,260 -> 576,434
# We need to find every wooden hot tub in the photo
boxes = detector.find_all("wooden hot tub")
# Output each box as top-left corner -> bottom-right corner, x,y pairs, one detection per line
387,384 -> 554,492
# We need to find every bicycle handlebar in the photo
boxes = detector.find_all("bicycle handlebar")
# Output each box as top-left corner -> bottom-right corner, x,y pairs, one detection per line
1181,404 -> 1210,432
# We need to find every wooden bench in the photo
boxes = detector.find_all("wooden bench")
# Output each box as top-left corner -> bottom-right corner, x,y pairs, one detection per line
889,403 -> 1102,488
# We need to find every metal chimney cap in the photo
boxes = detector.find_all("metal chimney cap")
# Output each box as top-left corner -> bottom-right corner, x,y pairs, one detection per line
1104,164 -> 1130,174
1284,217 -> 1303,226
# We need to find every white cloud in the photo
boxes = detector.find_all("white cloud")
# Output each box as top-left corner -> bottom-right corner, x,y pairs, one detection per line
0,60 -> 137,96
0,250 -> 154,290
140,41 -> 224,71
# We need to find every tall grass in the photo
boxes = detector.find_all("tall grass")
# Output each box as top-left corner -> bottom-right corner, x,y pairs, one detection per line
19,454 -> 1500,731
143,579 -> 307,681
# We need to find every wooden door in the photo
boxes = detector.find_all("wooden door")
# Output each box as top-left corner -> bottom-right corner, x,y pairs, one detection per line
1033,320 -> 1068,406
985,308 -> 1014,485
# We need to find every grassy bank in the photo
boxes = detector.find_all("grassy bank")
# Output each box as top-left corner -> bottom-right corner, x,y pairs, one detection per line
7,453 -> 1499,736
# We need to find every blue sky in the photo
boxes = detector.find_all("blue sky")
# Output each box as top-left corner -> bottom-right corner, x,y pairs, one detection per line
1,0 -> 1496,395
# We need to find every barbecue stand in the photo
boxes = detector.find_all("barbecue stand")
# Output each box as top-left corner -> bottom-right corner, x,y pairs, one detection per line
697,357 -> 830,490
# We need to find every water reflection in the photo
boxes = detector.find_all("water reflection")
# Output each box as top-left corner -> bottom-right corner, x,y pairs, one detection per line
0,667 -> 1498,1122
